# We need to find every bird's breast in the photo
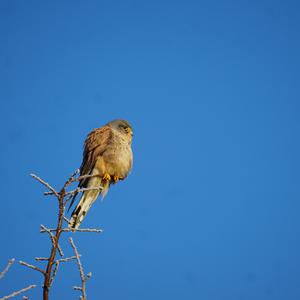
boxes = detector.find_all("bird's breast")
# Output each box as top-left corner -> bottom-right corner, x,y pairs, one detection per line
103,134 -> 133,178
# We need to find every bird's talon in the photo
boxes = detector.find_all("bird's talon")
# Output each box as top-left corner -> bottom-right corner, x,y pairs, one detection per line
113,175 -> 119,183
103,174 -> 111,181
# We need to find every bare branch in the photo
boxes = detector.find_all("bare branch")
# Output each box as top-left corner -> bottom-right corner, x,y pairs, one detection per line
45,175 -> 102,197
19,261 -> 45,275
42,189 -> 65,299
25,171 -> 100,299
57,243 -> 64,257
36,256 -> 79,263
35,257 -> 49,261
0,258 -> 15,279
64,227 -> 103,233
40,227 -> 103,233
40,225 -> 64,257
43,191 -> 54,196
69,174 -> 102,184
56,256 -> 80,263
49,254 -> 80,287
63,169 -> 81,189
49,262 -> 59,288
63,193 -> 74,206
65,186 -> 103,196
68,169 -> 80,180
38,253 -> 80,287
69,238 -> 87,300
69,238 -> 85,281
0,285 -> 36,300
63,216 -> 71,224
30,174 -> 59,198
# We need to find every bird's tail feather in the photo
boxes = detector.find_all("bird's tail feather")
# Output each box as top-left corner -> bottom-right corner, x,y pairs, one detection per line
69,177 -> 109,229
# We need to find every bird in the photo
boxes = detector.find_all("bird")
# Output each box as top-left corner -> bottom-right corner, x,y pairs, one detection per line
68,119 -> 133,229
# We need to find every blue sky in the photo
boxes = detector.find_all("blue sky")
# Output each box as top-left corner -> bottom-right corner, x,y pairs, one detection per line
0,1 -> 300,299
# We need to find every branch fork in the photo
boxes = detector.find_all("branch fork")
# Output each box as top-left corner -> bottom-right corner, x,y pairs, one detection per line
17,171 -> 102,300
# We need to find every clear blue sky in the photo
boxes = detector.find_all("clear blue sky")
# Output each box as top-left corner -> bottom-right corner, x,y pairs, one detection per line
1,1 -> 300,299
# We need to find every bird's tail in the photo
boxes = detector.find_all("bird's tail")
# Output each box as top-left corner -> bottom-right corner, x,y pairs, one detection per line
68,177 -> 109,229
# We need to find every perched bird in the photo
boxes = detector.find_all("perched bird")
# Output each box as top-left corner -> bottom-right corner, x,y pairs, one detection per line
69,119 -> 133,229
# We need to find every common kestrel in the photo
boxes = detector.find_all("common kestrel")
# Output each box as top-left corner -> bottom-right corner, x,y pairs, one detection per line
69,119 -> 133,228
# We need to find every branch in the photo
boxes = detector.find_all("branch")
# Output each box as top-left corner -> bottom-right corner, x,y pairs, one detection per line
63,193 -> 74,206
69,238 -> 87,300
25,171 -> 100,299
68,173 -> 102,185
49,262 -> 59,288
30,174 -> 59,198
35,257 -> 49,261
19,261 -> 45,275
65,186 -> 103,196
40,225 -> 64,257
40,227 -> 102,233
49,255 -> 80,287
63,216 -> 71,224
0,285 -> 36,300
42,186 -> 65,300
44,175 -> 103,197
0,258 -> 15,279
56,256 -> 80,263
62,169 -> 81,190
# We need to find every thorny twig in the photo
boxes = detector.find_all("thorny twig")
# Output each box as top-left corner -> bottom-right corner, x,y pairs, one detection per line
56,256 -> 80,263
49,262 -> 59,288
63,216 -> 71,224
69,173 -> 102,184
40,225 -> 64,257
69,238 -> 89,300
63,193 -> 74,207
40,175 -> 68,300
0,285 -> 36,300
0,259 -> 36,300
49,254 -> 82,288
69,238 -> 85,281
30,174 -> 59,198
43,174 -> 103,196
19,261 -> 45,275
35,256 -> 80,263
65,186 -> 103,196
40,227 -> 102,233
0,259 -> 15,279
22,171 -> 102,300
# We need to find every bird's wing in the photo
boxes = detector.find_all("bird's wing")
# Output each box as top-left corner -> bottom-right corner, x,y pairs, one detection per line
67,125 -> 112,212
79,125 -> 113,187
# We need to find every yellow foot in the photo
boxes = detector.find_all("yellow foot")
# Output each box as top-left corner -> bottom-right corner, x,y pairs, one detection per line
113,175 -> 119,183
103,174 -> 111,182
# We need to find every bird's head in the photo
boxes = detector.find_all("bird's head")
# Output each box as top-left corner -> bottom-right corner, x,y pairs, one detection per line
107,119 -> 133,138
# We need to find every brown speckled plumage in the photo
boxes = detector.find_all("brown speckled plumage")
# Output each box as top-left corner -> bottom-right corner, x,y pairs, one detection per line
69,119 -> 133,228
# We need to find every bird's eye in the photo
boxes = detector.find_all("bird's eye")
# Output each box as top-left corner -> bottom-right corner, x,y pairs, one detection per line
118,124 -> 132,136
125,127 -> 133,135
